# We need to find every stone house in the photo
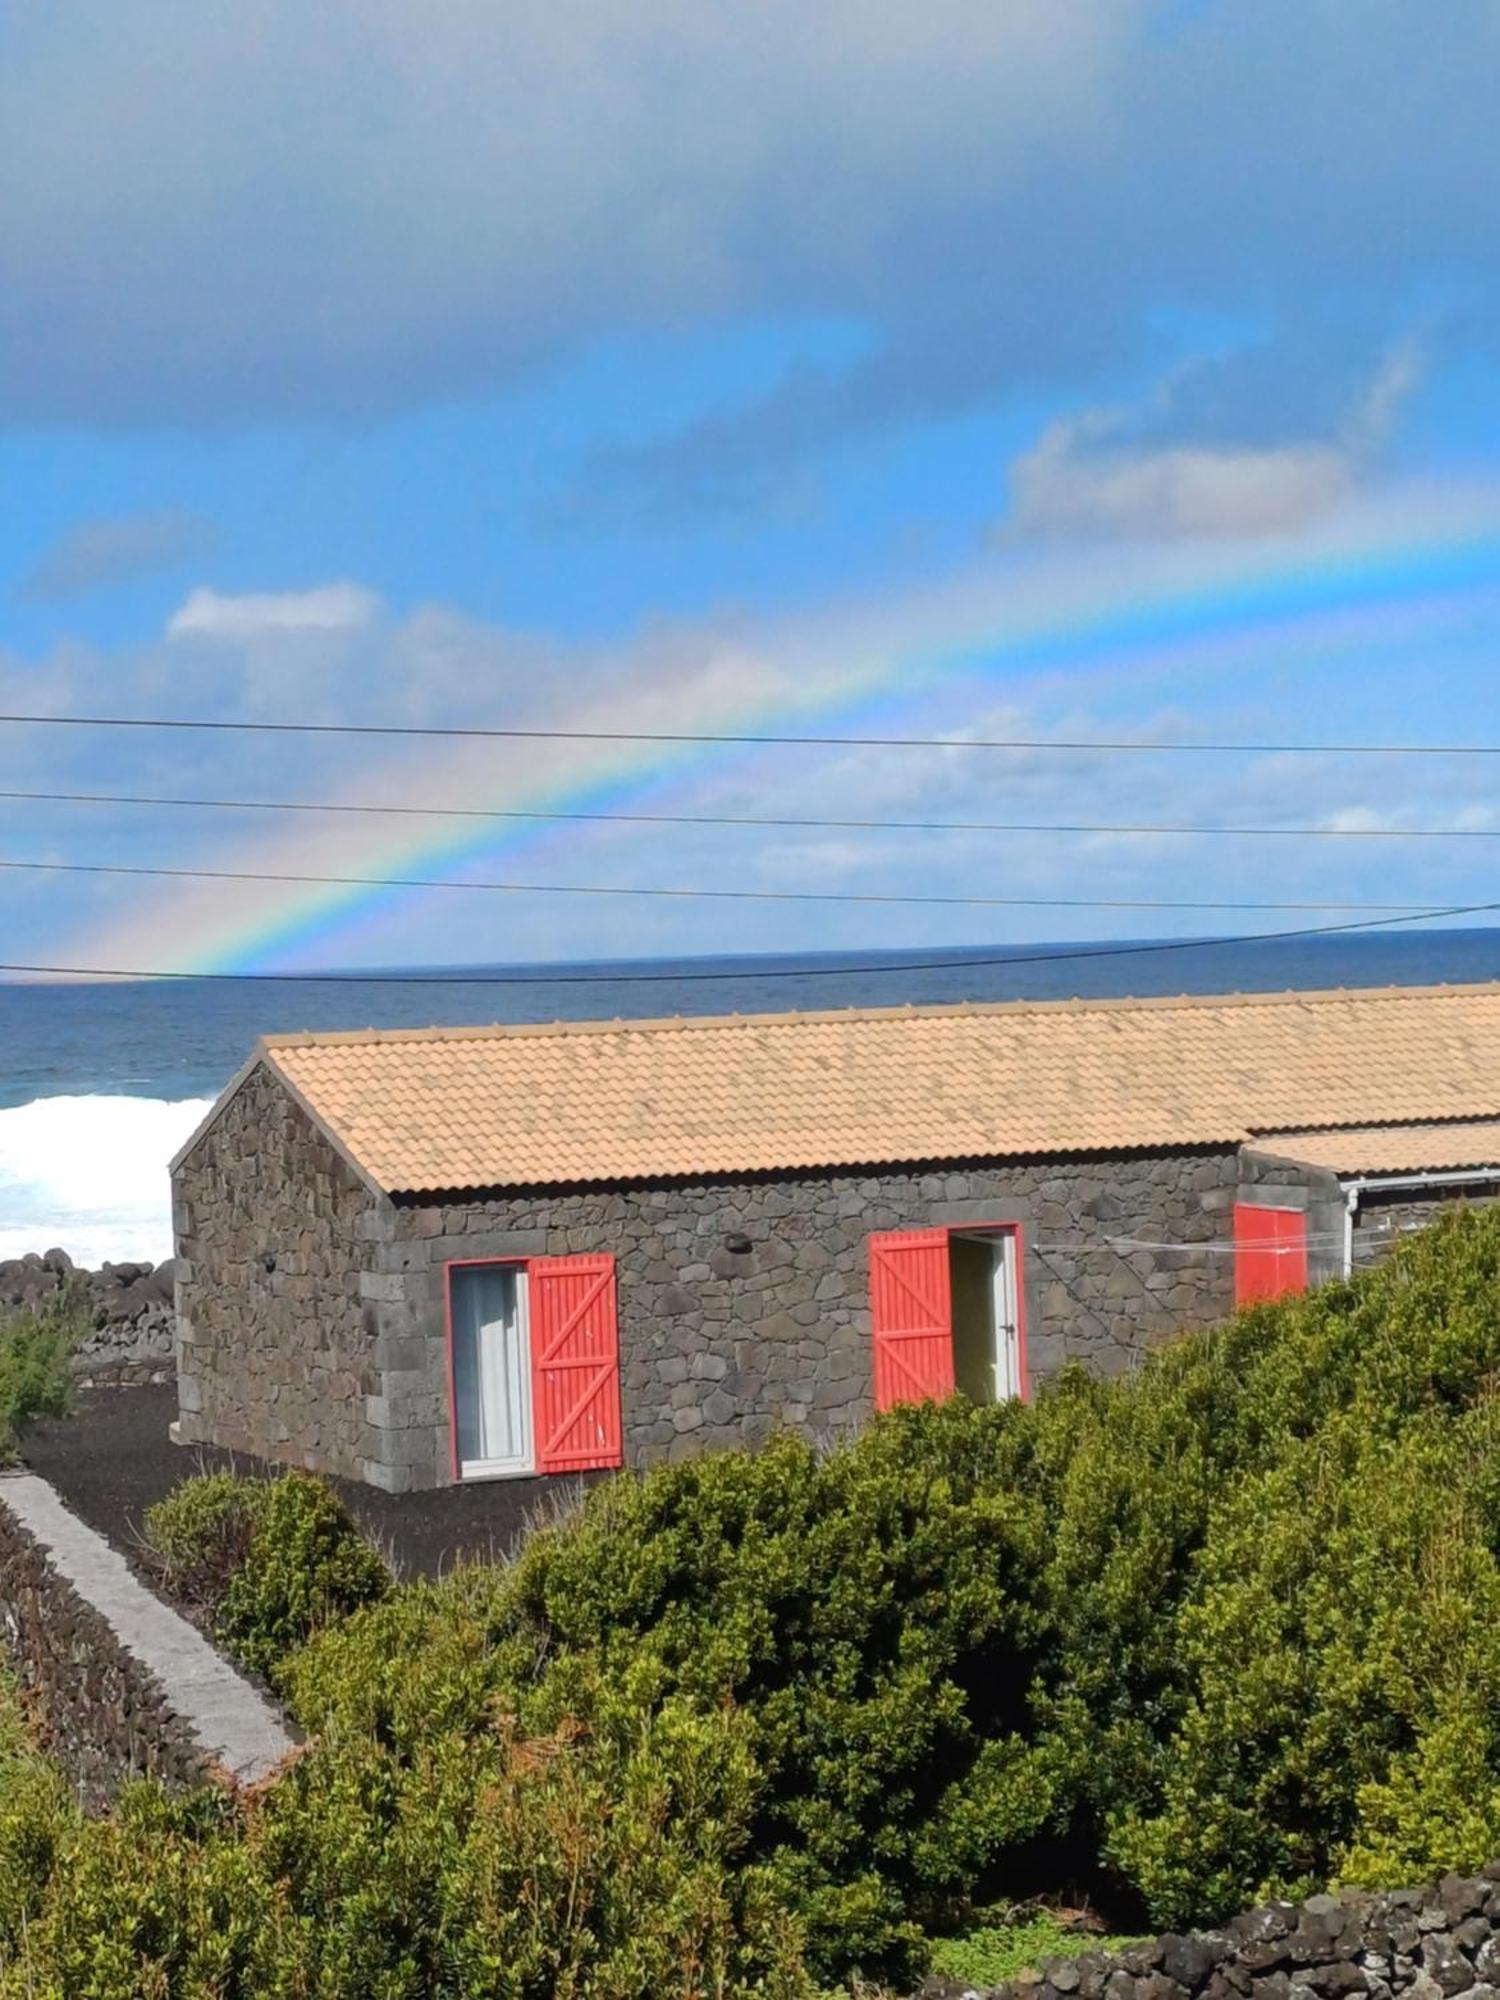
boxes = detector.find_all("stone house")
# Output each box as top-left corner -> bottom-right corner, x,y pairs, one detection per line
169,981 -> 1500,1492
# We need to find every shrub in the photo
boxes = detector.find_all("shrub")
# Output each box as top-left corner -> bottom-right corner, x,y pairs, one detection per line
0,1696 -> 811,1998
145,1471 -> 391,1689
218,1472 -> 391,1686
292,1208 -> 1500,1966
0,1292 -> 83,1462
289,1402 -> 1055,1979
142,1472 -> 270,1616
0,1783 -> 282,1999
1072,1208 -> 1500,1928
0,1669 -> 77,1949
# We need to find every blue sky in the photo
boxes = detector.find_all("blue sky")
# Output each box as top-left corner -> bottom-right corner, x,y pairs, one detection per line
3,1 -> 1500,973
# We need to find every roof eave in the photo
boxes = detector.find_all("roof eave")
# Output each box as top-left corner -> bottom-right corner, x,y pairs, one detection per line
380,1132 -> 1249,1200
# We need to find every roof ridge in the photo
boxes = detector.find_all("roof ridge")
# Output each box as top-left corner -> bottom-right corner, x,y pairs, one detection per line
258,977 -> 1500,1052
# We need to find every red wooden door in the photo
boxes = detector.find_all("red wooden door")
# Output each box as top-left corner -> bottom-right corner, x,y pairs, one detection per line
1234,1204 -> 1308,1306
528,1254 -> 623,1472
869,1229 -> 955,1411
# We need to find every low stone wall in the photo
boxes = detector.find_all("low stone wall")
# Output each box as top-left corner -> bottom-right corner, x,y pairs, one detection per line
0,1249 -> 177,1386
986,1873 -> 1500,2000
0,1476 -> 208,1807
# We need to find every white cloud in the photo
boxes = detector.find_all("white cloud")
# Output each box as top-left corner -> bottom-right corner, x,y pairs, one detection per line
1352,343 -> 1424,456
166,582 -> 382,641
1006,341 -> 1424,542
1011,431 -> 1352,541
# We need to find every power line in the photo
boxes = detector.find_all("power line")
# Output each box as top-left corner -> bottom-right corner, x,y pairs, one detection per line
2,783 -> 1499,842
1,896 -> 1497,984
2,710 -> 1500,754
0,854 -> 1438,915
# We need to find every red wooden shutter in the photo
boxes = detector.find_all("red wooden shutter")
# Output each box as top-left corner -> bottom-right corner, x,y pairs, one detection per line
869,1229 -> 955,1412
528,1254 -> 623,1472
1234,1204 -> 1308,1306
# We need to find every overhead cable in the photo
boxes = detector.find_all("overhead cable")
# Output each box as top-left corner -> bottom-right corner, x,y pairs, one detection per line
1,710 -> 1499,754
0,895 -> 1496,983
0,784 -> 1496,842
0,854 -> 1441,914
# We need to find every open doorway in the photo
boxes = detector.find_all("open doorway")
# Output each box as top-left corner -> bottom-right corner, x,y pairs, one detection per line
948,1230 -> 1024,1403
868,1222 -> 1029,1411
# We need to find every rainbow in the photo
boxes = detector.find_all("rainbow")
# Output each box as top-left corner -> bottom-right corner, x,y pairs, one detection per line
69,482 -> 1500,975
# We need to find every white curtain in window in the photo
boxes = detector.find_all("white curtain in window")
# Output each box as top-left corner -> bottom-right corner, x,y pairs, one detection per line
451,1265 -> 531,1471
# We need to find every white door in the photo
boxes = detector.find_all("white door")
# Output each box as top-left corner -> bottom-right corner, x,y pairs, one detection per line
451,1264 -> 534,1477
989,1235 -> 1023,1401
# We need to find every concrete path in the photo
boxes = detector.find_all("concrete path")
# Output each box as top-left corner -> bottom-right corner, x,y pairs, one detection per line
0,1469 -> 294,1784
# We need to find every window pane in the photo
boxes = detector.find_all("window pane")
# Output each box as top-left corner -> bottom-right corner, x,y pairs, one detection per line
451,1265 -> 530,1469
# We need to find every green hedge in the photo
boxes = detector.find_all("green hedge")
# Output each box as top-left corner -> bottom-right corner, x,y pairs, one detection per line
10,1208 -> 1500,1994
288,1402 -> 1054,1975
0,1697 -> 807,2000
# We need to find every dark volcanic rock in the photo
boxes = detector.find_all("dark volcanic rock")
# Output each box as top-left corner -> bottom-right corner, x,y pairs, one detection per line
980,1882 -> 1500,2000
1162,1938 -> 1230,1988
0,1252 -> 176,1386
1421,1934 -> 1475,1996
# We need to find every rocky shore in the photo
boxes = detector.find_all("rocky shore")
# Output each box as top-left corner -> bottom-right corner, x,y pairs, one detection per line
0,1250 -> 176,1386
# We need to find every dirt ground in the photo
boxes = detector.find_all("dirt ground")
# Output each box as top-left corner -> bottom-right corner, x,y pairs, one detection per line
22,1384 -> 597,1579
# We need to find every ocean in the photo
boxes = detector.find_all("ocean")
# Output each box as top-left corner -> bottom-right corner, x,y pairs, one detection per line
4,925 -> 1500,1266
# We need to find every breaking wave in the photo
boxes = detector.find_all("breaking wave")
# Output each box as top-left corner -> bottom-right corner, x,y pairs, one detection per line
0,1095 -> 212,1267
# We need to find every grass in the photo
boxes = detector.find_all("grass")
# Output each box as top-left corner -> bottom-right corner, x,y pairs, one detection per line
927,1911 -> 1144,1989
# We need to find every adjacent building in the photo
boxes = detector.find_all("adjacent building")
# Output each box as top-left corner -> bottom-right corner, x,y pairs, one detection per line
169,981 -> 1500,1492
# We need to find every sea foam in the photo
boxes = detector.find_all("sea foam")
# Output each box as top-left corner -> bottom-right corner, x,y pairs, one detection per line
0,1095 -> 212,1268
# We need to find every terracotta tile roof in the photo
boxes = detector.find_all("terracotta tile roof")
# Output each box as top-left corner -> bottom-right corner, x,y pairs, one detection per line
1250,1119 -> 1500,1176
228,980 -> 1500,1194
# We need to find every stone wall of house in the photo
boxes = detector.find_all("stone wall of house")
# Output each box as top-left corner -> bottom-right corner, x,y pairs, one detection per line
981,1871 -> 1500,2000
172,1061 -> 383,1481
0,1478 -> 209,1809
366,1148 -> 1243,1491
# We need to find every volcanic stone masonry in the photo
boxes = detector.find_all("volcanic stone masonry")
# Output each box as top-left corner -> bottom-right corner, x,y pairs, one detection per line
371,1151 -> 1246,1488
0,1480 -> 206,1806
975,1873 -> 1500,2000
174,1060 -> 376,1480
1351,1185 -> 1500,1267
